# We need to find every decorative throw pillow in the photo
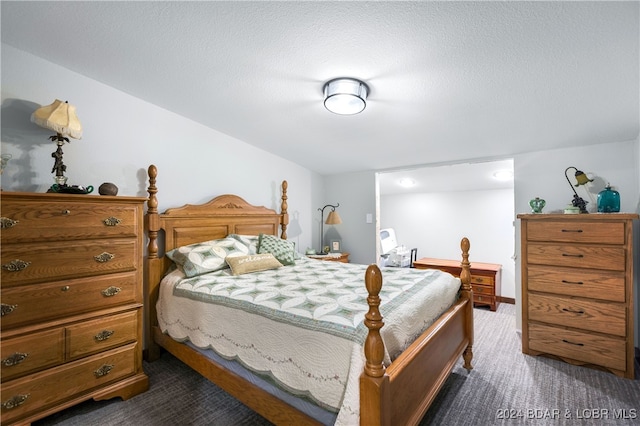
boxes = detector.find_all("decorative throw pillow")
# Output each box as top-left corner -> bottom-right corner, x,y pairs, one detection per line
166,237 -> 249,277
257,233 -> 296,266
226,253 -> 283,276
228,234 -> 259,255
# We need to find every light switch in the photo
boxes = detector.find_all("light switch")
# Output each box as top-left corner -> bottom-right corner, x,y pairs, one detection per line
366,213 -> 373,223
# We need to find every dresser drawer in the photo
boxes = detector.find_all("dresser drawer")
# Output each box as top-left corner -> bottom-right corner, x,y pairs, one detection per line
1,200 -> 140,244
67,311 -> 138,360
472,284 -> 494,296
1,239 -> 138,287
471,274 -> 494,286
1,272 -> 138,329
528,323 -> 626,371
526,221 -> 624,244
527,265 -> 625,302
527,243 -> 625,271
528,293 -> 626,337
1,328 -> 65,382
0,343 -> 137,424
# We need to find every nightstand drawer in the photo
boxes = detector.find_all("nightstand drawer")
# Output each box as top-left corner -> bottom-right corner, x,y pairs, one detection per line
472,284 -> 494,296
1,200 -> 140,244
67,311 -> 138,360
528,323 -> 626,371
527,243 -> 625,271
1,328 -> 65,382
1,272 -> 138,329
527,265 -> 625,302
0,344 -> 137,424
470,274 -> 494,286
526,221 -> 624,244
1,239 -> 138,287
528,293 -> 625,336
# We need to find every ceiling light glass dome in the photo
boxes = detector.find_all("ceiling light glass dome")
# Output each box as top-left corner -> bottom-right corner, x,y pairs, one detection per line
323,78 -> 369,115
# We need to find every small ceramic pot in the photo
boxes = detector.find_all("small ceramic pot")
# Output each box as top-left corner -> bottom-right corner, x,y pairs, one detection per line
529,197 -> 546,213
99,182 -> 118,196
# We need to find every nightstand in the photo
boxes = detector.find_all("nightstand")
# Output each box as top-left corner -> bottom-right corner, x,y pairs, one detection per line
307,253 -> 350,263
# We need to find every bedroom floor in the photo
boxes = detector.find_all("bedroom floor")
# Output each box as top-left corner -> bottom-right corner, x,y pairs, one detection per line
33,303 -> 640,426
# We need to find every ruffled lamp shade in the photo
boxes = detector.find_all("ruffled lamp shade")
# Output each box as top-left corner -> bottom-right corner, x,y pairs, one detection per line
31,99 -> 83,139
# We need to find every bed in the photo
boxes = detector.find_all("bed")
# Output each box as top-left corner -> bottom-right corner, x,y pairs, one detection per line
144,164 -> 474,426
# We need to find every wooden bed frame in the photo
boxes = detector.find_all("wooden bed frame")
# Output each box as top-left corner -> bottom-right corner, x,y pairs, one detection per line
144,164 -> 474,426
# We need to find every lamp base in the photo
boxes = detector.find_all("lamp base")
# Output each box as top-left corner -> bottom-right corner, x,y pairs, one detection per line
571,195 -> 589,214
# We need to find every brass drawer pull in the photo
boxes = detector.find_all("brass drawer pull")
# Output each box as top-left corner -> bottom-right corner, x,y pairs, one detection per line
561,253 -> 584,258
0,217 -> 18,229
2,394 -> 30,410
2,352 -> 29,367
2,259 -> 31,272
562,308 -> 585,315
561,229 -> 583,233
103,217 -> 122,226
95,330 -> 115,341
62,209 -> 71,215
1,303 -> 18,316
562,339 -> 584,347
94,364 -> 114,378
94,252 -> 115,263
61,285 -> 70,292
561,280 -> 583,285
101,286 -> 121,297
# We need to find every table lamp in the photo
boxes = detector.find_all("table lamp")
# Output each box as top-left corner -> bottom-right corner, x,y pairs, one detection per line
564,166 -> 592,214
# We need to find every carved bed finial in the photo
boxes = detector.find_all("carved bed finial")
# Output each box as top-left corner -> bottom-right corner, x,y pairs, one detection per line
146,165 -> 159,259
280,180 -> 289,239
460,237 -> 474,371
363,264 -> 385,378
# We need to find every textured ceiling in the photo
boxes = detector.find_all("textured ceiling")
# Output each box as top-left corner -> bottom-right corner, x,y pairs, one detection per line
1,1 -> 638,178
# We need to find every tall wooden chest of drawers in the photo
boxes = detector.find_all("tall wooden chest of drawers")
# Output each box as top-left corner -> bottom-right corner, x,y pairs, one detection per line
518,213 -> 637,379
0,192 -> 149,425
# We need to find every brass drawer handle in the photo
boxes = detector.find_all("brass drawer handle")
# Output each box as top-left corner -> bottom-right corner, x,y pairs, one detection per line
561,253 -> 584,258
0,217 -> 18,229
2,394 -> 30,410
2,352 -> 29,367
562,339 -> 584,347
2,259 -> 31,272
94,364 -> 114,378
562,308 -> 585,315
94,252 -> 115,263
561,280 -> 583,285
62,209 -> 71,215
103,217 -> 122,226
1,303 -> 18,316
101,286 -> 121,297
95,330 -> 115,341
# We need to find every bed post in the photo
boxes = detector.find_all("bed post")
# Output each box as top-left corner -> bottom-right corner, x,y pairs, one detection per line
145,164 -> 162,361
280,180 -> 289,239
460,237 -> 474,371
360,264 -> 391,426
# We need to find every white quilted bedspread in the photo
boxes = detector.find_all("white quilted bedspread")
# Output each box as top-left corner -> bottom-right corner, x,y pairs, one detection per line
157,258 -> 460,425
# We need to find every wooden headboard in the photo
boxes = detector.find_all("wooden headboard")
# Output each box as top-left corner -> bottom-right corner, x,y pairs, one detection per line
144,164 -> 289,353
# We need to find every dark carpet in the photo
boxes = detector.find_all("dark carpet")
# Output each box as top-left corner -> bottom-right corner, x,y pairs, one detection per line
34,304 -> 640,425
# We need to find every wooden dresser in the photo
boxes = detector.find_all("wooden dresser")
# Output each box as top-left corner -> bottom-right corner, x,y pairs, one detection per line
0,192 -> 149,425
413,257 -> 502,311
518,213 -> 637,379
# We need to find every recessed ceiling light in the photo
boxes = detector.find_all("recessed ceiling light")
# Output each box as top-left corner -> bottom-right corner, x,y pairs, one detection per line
492,170 -> 513,181
398,178 -> 416,187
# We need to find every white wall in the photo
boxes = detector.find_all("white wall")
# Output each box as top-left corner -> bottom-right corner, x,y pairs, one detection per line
380,188 -> 515,299
1,45 -> 319,252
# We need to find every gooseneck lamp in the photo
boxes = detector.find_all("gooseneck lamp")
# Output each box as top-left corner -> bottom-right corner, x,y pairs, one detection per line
318,203 -> 342,253
564,166 -> 593,214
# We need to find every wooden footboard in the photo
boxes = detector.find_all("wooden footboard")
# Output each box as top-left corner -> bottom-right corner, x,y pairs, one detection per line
144,165 -> 473,426
360,238 -> 473,426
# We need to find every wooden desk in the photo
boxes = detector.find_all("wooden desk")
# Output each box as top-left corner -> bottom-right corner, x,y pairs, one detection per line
307,253 -> 350,263
413,257 -> 502,311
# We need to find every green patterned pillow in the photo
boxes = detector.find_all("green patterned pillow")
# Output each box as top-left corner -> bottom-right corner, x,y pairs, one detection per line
228,234 -> 259,255
257,233 -> 296,266
166,237 -> 250,277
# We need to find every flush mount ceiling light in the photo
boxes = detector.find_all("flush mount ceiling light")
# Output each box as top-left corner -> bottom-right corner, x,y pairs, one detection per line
323,78 -> 369,115
398,178 -> 416,188
492,170 -> 513,181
